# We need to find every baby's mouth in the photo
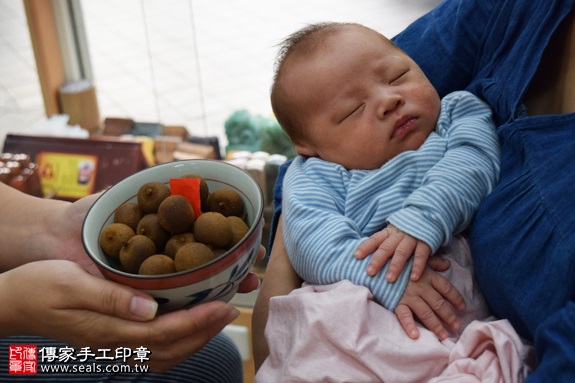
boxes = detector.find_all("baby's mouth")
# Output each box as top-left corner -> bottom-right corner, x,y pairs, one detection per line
391,116 -> 417,139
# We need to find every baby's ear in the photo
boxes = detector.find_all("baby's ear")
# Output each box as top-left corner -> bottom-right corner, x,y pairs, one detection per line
294,144 -> 317,157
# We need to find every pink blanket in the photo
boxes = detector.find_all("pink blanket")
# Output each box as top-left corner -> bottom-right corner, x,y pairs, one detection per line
256,239 -> 535,382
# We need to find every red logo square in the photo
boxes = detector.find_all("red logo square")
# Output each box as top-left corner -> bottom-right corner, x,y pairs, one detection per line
9,345 -> 37,374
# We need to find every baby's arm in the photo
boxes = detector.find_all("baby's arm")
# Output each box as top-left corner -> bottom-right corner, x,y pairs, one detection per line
354,224 -> 432,282
395,257 -> 465,340
357,92 -> 500,282
388,92 -> 500,253
282,158 -> 412,312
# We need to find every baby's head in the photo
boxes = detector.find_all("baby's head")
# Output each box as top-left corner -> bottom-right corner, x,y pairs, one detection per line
271,22 -> 440,170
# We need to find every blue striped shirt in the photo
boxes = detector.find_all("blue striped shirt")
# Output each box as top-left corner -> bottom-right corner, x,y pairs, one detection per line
283,91 -> 501,311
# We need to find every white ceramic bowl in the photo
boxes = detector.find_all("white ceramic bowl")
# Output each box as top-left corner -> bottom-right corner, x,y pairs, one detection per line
82,159 -> 264,313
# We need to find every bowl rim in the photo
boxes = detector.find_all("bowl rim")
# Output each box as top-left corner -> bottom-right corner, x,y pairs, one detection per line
82,159 -> 264,283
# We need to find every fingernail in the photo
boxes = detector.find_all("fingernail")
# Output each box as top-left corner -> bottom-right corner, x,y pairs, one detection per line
130,296 -> 158,320
214,305 -> 240,324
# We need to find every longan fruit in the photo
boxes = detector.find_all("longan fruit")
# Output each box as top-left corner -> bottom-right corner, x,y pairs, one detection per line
157,195 -> 195,234
208,188 -> 244,217
139,254 -> 176,275
119,235 -> 156,274
174,242 -> 216,271
137,213 -> 170,252
194,211 -> 232,248
226,216 -> 249,248
165,232 -> 196,259
99,223 -> 135,258
113,202 -> 145,232
137,182 -> 170,214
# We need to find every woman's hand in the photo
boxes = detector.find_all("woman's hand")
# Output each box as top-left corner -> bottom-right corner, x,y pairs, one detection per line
55,192 -> 104,275
0,260 -> 240,372
0,183 -> 265,372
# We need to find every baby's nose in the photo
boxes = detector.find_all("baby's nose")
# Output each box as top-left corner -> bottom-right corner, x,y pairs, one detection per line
377,94 -> 403,119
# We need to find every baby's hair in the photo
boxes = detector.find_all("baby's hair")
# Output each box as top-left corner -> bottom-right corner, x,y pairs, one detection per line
272,22 -> 356,80
271,22 -> 361,143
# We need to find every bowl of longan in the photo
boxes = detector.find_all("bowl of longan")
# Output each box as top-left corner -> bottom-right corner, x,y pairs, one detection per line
82,159 -> 264,313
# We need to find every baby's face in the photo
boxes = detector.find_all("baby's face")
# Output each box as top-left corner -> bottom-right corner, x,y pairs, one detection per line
283,25 -> 440,170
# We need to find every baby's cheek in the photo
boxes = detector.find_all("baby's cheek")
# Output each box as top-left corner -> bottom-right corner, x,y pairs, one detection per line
417,83 -> 441,116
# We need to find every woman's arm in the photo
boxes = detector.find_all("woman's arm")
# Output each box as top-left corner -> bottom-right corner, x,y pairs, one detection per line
252,217 -> 302,371
0,182 -> 100,273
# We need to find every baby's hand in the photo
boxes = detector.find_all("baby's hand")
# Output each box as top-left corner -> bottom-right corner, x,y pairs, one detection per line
354,225 -> 432,282
394,260 -> 465,340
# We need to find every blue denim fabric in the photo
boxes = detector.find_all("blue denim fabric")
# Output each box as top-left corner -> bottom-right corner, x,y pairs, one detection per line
270,0 -> 575,380
396,1 -> 575,380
